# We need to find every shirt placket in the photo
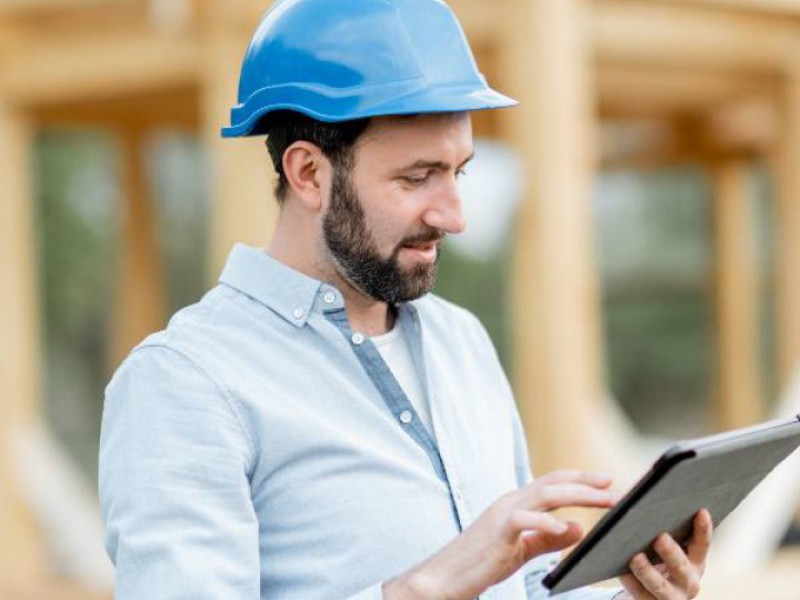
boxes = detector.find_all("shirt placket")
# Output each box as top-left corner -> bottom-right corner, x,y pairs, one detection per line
402,306 -> 476,529
323,305 -> 464,532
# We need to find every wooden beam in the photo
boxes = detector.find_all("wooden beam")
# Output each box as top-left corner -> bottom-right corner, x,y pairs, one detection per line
211,0 -> 504,43
600,97 -> 779,171
712,160 -> 763,429
33,85 -> 200,130
705,94 -> 780,152
660,0 -> 800,17
0,0 -> 148,36
0,102 -> 45,584
598,64 -> 773,118
429,0 -> 505,44
148,0 -> 195,33
0,30 -> 199,107
0,19 -> 28,61
0,0 -> 139,16
498,0 -> 606,476
594,0 -> 800,73
110,128 -> 168,368
202,31 -> 277,278
773,69 -> 800,389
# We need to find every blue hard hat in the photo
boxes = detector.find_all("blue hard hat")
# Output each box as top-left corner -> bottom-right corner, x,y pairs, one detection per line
221,0 -> 517,138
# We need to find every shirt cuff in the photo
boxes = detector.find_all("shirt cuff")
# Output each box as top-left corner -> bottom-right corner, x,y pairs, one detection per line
345,582 -> 385,600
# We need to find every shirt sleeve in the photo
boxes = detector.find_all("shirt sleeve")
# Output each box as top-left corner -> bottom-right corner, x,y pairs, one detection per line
99,345 -> 399,600
99,345 -> 260,599
522,554 -> 623,599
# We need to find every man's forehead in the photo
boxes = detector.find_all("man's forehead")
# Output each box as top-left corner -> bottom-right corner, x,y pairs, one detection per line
357,112 -> 473,159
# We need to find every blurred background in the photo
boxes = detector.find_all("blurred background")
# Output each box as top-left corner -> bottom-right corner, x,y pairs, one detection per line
1,0 -> 800,598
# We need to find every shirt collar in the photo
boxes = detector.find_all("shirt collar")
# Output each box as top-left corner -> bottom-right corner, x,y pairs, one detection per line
218,244 -> 332,327
218,243 -> 422,329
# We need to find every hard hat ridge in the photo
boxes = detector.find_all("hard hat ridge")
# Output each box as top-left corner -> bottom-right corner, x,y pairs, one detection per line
222,0 -> 516,138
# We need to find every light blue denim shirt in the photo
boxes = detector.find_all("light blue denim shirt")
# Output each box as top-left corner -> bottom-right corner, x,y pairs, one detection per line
99,244 -> 620,600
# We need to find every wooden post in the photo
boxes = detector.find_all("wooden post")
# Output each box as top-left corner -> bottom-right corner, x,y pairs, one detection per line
0,102 -> 45,584
110,128 -> 167,369
711,160 -> 763,429
498,0 -> 606,474
774,69 -> 800,391
201,24 -> 278,280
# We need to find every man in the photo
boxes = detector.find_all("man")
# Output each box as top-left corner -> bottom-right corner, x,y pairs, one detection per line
99,0 -> 712,598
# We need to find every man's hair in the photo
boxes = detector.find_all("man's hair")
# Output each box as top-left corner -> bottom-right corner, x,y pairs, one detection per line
262,110 -> 371,205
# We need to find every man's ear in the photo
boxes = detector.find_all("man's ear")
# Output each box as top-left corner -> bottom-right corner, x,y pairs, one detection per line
282,141 -> 330,212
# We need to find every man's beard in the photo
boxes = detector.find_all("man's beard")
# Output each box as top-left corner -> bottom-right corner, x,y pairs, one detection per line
322,165 -> 442,304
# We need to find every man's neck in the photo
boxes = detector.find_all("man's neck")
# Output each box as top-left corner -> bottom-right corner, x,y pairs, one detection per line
334,279 -> 397,336
266,238 -> 396,337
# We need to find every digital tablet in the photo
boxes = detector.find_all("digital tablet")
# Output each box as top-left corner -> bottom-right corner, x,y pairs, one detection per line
542,414 -> 800,594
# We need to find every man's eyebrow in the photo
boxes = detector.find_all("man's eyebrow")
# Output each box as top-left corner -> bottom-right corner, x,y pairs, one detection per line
394,152 -> 475,173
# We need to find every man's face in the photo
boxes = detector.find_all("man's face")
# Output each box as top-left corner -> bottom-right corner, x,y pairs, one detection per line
322,113 -> 473,304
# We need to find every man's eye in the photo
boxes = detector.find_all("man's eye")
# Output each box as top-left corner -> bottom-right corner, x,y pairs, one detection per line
456,168 -> 468,178
403,174 -> 428,185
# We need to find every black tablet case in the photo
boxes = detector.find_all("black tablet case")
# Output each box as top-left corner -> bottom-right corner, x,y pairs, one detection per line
542,415 -> 800,594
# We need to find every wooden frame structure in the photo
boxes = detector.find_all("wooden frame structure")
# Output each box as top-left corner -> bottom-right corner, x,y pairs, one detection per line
2,0 -> 800,596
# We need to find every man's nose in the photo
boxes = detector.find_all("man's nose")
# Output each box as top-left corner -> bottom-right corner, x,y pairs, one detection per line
423,180 -> 466,235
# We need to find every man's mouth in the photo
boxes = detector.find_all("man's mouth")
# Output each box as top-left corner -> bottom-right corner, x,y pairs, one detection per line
401,241 -> 438,262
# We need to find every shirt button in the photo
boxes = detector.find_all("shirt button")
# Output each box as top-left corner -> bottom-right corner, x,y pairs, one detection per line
351,332 -> 364,345
292,308 -> 304,320
323,291 -> 336,304
399,410 -> 413,424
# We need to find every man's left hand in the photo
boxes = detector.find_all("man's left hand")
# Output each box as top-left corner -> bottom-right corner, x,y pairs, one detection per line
616,509 -> 713,599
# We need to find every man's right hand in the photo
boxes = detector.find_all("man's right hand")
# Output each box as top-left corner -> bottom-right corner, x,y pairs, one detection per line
382,470 -> 617,600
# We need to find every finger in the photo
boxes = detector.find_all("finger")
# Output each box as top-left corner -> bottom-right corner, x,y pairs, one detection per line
629,553 -> 677,599
522,482 -> 618,512
534,470 -> 613,488
521,520 -> 584,557
507,509 -> 573,538
619,572 -> 654,599
686,509 -> 713,568
653,534 -> 699,597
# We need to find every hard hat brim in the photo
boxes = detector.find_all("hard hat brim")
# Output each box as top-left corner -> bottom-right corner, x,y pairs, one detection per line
221,83 -> 518,138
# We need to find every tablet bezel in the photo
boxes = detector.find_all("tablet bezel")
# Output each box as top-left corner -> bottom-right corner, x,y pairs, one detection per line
541,414 -> 800,592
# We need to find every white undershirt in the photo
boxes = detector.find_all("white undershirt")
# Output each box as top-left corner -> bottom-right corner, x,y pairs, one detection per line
371,323 -> 435,440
